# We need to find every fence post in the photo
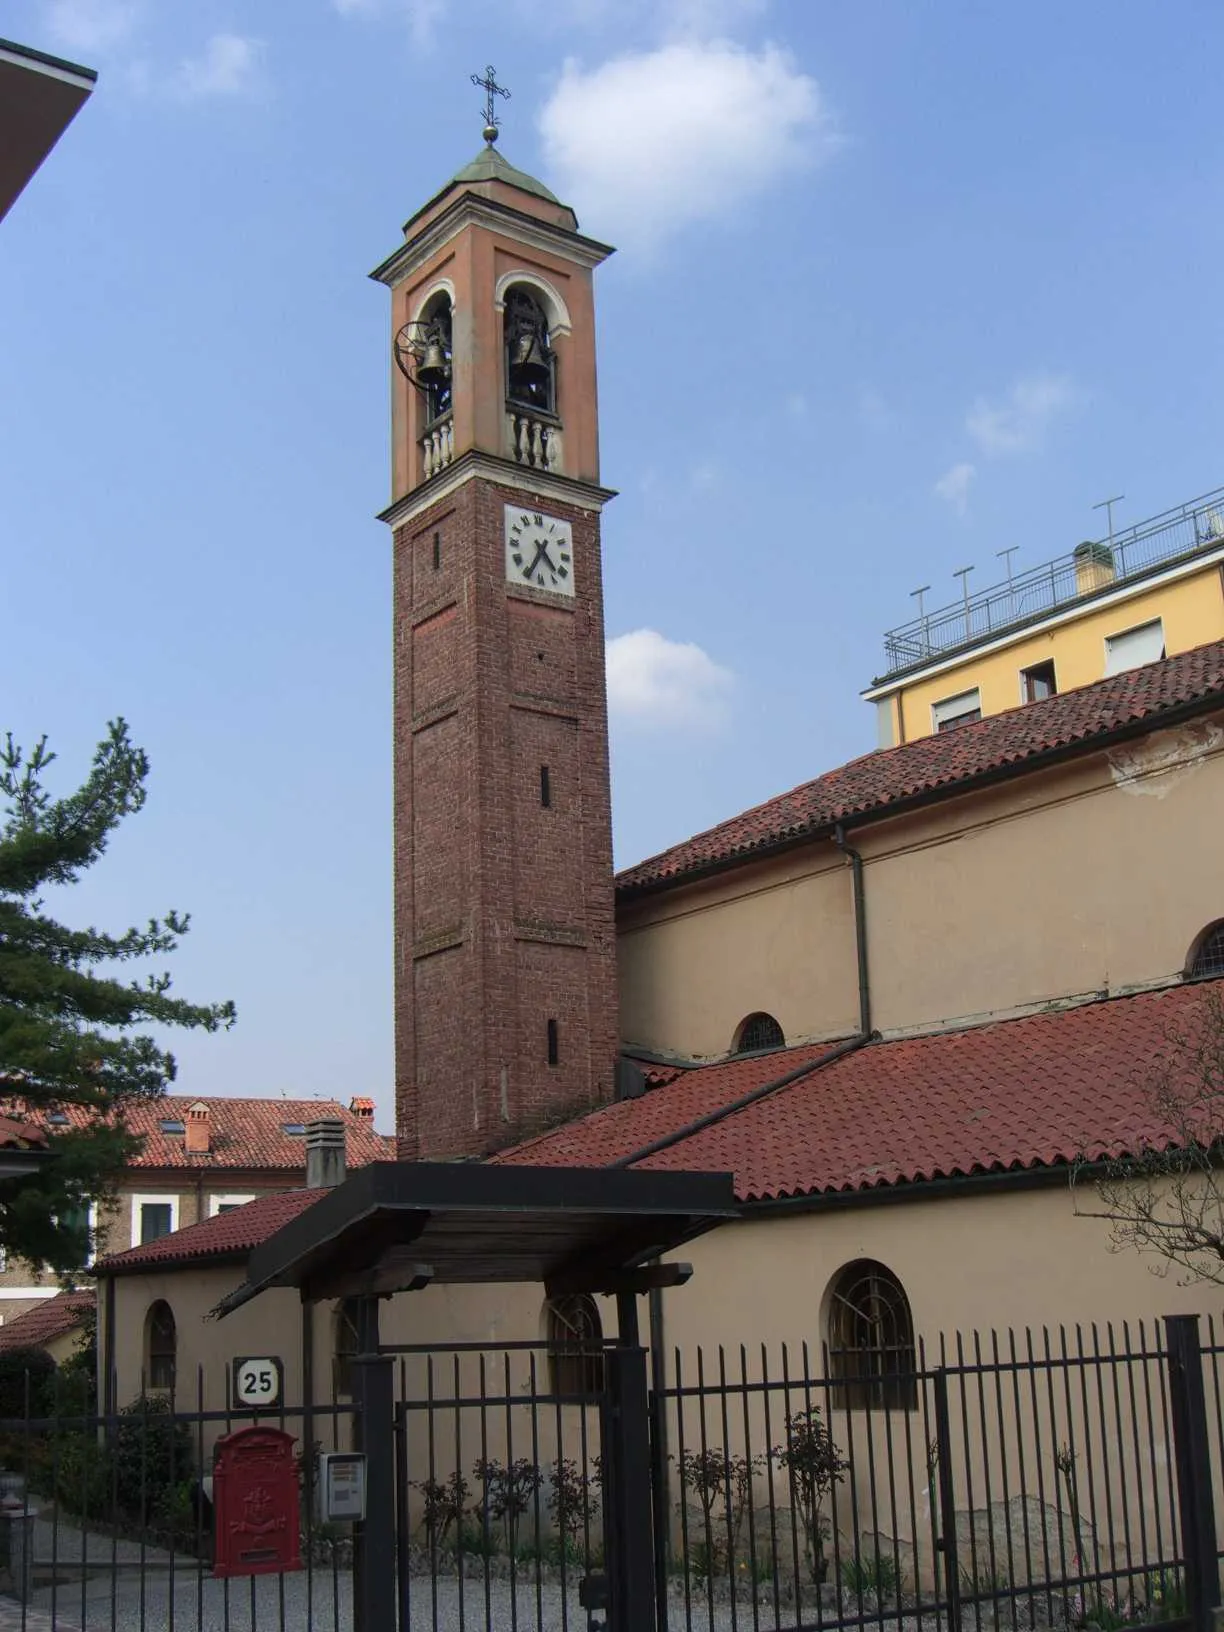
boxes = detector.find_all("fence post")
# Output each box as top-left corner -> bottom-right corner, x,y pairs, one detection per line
352,1294 -> 396,1632
932,1368 -> 963,1632
602,1340 -> 656,1632
1164,1315 -> 1220,1632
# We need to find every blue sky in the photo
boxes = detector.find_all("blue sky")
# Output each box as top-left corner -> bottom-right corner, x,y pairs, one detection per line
3,0 -> 1223,1119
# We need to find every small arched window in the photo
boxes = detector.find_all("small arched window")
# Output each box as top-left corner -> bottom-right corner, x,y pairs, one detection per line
733,1013 -> 785,1055
546,1294 -> 603,1397
145,1300 -> 176,1393
333,1297 -> 362,1398
504,287 -> 555,416
827,1260 -> 916,1411
1188,922 -> 1224,981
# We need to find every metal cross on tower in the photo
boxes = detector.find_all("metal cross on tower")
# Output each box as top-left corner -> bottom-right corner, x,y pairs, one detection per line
471,64 -> 510,144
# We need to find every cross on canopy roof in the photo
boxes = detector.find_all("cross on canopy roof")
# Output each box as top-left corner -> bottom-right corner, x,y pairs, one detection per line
214,1161 -> 737,1316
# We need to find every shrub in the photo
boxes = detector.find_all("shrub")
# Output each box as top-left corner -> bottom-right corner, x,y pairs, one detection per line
0,1348 -> 56,1419
110,1396 -> 193,1522
47,1431 -> 109,1517
841,1551 -> 900,1599
414,1471 -> 469,1548
774,1407 -> 848,1584
547,1457 -> 598,1545
473,1457 -> 543,1553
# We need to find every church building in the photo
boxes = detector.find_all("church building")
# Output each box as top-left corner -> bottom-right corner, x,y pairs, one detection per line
94,119 -> 1224,1429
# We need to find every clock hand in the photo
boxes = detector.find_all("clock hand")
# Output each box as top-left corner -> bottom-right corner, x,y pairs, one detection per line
521,542 -> 548,581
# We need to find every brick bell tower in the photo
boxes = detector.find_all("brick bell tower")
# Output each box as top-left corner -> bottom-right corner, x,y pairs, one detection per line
372,82 -> 619,1160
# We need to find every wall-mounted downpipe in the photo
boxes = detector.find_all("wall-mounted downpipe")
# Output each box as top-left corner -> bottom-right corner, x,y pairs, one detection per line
834,823 -> 873,1039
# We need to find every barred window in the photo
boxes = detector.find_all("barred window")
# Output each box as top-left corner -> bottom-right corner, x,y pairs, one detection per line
734,1013 -> 785,1054
145,1300 -> 176,1392
827,1260 -> 916,1410
1189,922 -> 1224,981
546,1294 -> 604,1396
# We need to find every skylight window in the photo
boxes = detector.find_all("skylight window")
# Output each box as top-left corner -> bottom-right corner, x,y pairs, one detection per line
46,1111 -> 69,1125
159,1119 -> 186,1135
282,1122 -> 306,1136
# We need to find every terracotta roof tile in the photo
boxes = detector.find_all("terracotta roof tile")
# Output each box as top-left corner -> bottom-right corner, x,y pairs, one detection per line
0,1291 -> 93,1353
617,640 -> 1224,895
0,1097 -> 393,1172
495,983 -> 1222,1203
99,1188 -> 324,1274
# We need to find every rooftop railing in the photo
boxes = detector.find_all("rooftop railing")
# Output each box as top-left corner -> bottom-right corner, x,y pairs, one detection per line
878,483 -> 1224,681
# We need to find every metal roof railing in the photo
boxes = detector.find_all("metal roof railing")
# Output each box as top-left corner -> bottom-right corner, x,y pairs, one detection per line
879,484 -> 1224,681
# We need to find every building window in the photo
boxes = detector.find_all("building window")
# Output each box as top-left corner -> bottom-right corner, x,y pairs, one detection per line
546,1295 -> 604,1396
209,1193 -> 256,1217
547,1018 -> 559,1067
432,531 -> 441,569
504,287 -> 556,416
132,1195 -> 179,1248
733,1013 -> 785,1055
827,1260 -> 917,1410
333,1298 -> 362,1398
540,764 -> 552,808
931,688 -> 982,732
1020,660 -> 1057,703
1104,619 -> 1165,678
145,1300 -> 176,1392
1189,922 -> 1224,981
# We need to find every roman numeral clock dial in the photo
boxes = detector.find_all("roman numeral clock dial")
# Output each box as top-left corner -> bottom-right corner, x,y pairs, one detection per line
504,506 -> 575,597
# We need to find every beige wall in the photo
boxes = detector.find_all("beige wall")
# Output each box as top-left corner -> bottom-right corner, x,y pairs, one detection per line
618,716 -> 1224,1057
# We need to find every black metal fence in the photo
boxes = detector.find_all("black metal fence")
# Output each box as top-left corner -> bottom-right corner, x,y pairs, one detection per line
0,1317 -> 1223,1632
0,1366 -> 353,1630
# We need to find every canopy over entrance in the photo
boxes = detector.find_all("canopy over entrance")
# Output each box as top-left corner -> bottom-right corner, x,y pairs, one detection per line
216,1161 -> 737,1315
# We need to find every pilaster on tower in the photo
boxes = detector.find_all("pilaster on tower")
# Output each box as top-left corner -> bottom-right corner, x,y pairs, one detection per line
371,118 -> 620,1161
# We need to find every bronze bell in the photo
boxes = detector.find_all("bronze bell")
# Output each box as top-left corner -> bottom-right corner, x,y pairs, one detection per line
415,340 -> 450,390
509,329 -> 551,391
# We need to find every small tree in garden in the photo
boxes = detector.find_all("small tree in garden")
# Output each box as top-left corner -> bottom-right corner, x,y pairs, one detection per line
414,1471 -> 469,1549
473,1457 -> 543,1554
678,1447 -> 766,1577
774,1406 -> 849,1584
548,1457 -> 598,1550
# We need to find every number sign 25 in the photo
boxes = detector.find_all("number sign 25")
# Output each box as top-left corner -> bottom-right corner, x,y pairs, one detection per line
233,1355 -> 284,1410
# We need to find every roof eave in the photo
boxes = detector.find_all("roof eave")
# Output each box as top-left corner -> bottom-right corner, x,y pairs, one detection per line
615,685 -> 1224,905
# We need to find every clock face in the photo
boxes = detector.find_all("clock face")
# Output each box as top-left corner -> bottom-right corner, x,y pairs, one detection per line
504,506 -> 575,597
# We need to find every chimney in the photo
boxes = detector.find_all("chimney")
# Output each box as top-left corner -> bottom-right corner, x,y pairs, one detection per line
348,1096 -> 375,1121
305,1117 -> 346,1189
1073,540 -> 1116,596
185,1101 -> 210,1155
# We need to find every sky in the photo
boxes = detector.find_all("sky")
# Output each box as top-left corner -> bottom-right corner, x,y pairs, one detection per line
3,0 -> 1223,1121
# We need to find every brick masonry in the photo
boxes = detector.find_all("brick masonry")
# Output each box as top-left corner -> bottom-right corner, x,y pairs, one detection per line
394,473 -> 619,1159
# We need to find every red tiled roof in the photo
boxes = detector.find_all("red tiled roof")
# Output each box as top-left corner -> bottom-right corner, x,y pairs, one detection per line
0,1115 -> 46,1149
98,1187 -> 323,1275
0,1096 -> 393,1171
495,983 -> 1221,1203
0,1291 -> 93,1353
617,640 -> 1224,896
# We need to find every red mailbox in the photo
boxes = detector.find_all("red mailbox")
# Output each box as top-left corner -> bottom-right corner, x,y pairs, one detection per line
212,1426 -> 302,1578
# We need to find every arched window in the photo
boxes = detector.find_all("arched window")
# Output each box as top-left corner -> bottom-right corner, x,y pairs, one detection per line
733,1013 -> 785,1055
504,287 -> 555,416
1188,922 -> 1224,981
145,1300 -> 176,1392
393,292 -> 453,425
546,1294 -> 603,1396
826,1260 -> 916,1410
333,1297 -> 362,1398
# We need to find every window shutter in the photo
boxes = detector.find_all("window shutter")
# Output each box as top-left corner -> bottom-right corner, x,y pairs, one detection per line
1104,619 -> 1164,676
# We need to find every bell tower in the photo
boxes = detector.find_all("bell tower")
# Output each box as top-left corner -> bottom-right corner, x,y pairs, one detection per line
371,75 -> 619,1160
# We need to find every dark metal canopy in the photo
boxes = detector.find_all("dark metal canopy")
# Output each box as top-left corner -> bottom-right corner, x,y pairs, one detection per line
216,1161 -> 737,1316
0,38 -> 95,226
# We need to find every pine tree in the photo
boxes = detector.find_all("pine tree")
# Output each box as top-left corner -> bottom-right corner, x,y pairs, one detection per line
0,720 -> 235,1272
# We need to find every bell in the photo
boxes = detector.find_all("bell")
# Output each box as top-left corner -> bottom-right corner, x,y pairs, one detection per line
415,342 -> 450,390
509,330 -> 551,391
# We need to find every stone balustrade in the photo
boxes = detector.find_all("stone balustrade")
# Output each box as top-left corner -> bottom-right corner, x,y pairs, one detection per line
505,410 -> 561,473
420,416 -> 454,481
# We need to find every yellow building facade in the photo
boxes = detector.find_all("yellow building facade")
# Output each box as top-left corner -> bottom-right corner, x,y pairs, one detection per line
865,487 -> 1224,744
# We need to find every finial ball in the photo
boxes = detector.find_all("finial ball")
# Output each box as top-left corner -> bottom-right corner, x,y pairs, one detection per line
483,123 -> 499,144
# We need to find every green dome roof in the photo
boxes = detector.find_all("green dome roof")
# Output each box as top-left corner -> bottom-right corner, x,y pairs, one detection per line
446,144 -> 562,207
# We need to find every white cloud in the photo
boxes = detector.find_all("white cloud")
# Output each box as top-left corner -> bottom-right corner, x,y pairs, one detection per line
934,462 -> 975,516
331,0 -> 445,47
172,33 -> 262,99
538,41 -> 836,250
45,0 -> 139,52
966,373 -> 1076,457
606,629 -> 734,729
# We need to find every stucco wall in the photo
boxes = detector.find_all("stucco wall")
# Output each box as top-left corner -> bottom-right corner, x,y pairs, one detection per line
617,719 -> 1224,1057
